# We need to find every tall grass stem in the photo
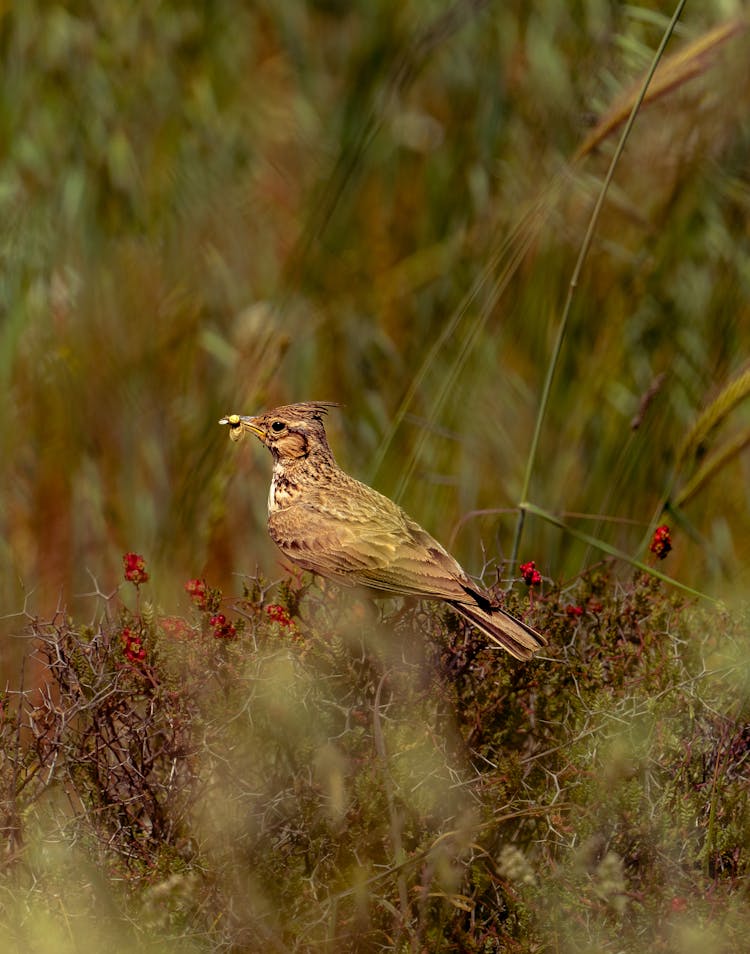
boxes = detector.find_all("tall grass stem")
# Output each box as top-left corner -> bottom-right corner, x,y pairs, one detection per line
510,0 -> 689,570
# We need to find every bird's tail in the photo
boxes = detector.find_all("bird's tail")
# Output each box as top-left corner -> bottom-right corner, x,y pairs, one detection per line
448,600 -> 546,661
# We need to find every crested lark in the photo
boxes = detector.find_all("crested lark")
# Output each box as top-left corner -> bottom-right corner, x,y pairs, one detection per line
220,402 -> 546,660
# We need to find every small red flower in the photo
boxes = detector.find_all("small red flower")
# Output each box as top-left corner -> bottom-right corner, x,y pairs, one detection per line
266,603 -> 293,628
121,626 -> 146,663
520,560 -> 542,587
209,613 -> 237,640
649,524 -> 672,559
185,578 -> 208,609
123,552 -> 149,585
566,604 -> 584,618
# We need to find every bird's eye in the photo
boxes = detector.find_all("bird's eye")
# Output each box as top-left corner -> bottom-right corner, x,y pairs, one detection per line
271,420 -> 286,432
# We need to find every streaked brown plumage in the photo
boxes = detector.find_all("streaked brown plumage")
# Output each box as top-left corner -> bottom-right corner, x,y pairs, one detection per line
220,402 -> 546,661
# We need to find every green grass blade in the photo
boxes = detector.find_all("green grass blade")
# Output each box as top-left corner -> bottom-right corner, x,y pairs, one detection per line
510,0 -> 689,568
520,500 -> 718,604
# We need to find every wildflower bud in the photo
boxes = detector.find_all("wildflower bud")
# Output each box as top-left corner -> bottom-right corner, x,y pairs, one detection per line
209,613 -> 237,639
266,603 -> 292,627
123,552 -> 149,585
520,560 -> 542,587
649,524 -> 672,560
185,578 -> 208,609
121,626 -> 147,664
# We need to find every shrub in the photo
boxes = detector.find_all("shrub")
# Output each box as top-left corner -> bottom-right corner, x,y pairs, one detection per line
1,560 -> 748,952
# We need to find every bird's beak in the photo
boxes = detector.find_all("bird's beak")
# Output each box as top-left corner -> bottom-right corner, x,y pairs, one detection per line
219,414 -> 265,443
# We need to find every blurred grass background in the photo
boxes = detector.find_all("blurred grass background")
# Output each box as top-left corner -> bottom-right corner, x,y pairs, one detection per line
1,0 -> 749,666
2,5 -> 750,951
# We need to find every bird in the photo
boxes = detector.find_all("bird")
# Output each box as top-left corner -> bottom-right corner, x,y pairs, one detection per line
219,402 -> 546,661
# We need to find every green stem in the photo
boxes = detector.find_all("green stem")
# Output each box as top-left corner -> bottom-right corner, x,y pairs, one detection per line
519,501 -> 718,604
510,0 -> 689,568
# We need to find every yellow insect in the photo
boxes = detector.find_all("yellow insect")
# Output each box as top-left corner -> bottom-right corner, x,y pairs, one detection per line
219,414 -> 252,443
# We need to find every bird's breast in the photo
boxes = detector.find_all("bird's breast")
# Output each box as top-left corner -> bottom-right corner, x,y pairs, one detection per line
268,466 -> 301,512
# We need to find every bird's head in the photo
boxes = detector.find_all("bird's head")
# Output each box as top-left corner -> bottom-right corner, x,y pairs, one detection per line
219,402 -> 339,462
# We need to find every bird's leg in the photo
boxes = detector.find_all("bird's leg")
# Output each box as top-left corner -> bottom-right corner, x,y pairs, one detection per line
380,595 -> 419,629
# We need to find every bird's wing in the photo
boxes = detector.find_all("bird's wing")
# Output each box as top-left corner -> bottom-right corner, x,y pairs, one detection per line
268,497 -> 475,602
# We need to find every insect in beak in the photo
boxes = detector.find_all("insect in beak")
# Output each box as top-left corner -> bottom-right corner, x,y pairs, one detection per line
219,414 -> 265,442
